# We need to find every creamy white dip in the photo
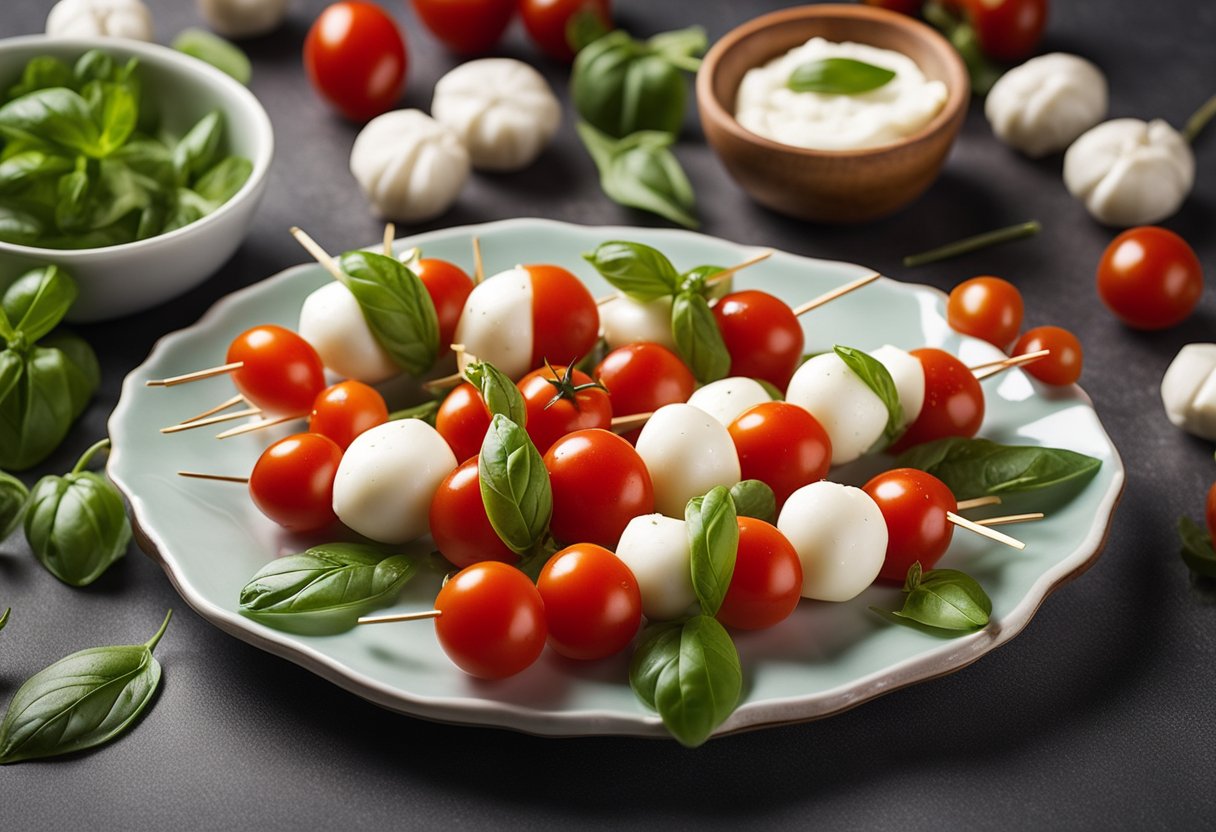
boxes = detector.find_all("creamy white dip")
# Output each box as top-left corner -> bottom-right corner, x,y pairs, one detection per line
734,38 -> 948,151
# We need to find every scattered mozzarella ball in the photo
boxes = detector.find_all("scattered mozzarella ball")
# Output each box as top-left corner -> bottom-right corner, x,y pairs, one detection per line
46,0 -> 152,39
298,282 -> 398,384
349,110 -> 470,223
614,514 -> 696,621
197,0 -> 287,38
870,345 -> 924,427
431,59 -> 560,172
600,295 -> 676,352
635,403 -> 741,518
985,53 -> 1107,158
332,420 -> 457,544
1161,344 -> 1216,440
777,481 -> 888,602
687,377 -> 772,426
453,267 -> 534,379
785,352 -> 887,466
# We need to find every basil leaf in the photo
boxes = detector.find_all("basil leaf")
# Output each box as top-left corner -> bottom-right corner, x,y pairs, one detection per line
1179,516 -> 1216,579
388,399 -> 440,426
896,437 -> 1103,499
40,332 -> 100,420
679,264 -> 730,301
0,611 -> 170,765
0,204 -> 43,245
162,187 -> 209,233
834,345 -> 903,446
193,155 -> 252,204
2,265 -> 78,343
629,615 -> 741,748
172,29 -> 253,85
571,30 -> 690,138
55,164 -> 91,231
478,414 -> 552,554
729,480 -> 776,524
0,88 -> 101,156
239,543 -> 417,635
646,27 -> 707,71
0,345 -> 79,471
787,58 -> 896,95
877,564 -> 992,633
91,82 -> 137,156
582,240 -> 680,302
577,122 -> 698,229
0,608 -> 8,634
172,110 -> 223,184
754,378 -> 784,401
464,361 -> 526,425
110,137 -> 175,188
671,290 -> 730,384
337,251 -> 440,376
73,50 -> 116,87
81,158 -> 150,231
0,470 -> 28,539
0,150 -> 73,193
685,486 -> 738,616
567,7 -> 611,54
6,57 -> 73,99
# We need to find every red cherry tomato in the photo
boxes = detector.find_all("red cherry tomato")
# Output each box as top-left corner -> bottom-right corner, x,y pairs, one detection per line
433,561 -> 547,679
304,1 -> 407,121
863,468 -> 958,583
416,258 -> 475,350
594,343 -> 696,417
946,276 -> 1024,350
536,543 -> 641,660
1096,227 -> 1203,330
956,0 -> 1047,62
308,381 -> 389,450
717,517 -> 803,631
429,456 -> 517,568
410,0 -> 514,54
862,0 -> 925,14
727,402 -> 831,508
519,0 -> 611,62
435,382 -> 491,462
891,348 -> 984,452
248,433 -> 343,532
225,325 -> 326,416
543,429 -> 653,548
518,364 -> 612,454
711,290 -> 805,390
1206,482 -> 1216,541
528,265 -> 600,369
1012,326 -> 1083,386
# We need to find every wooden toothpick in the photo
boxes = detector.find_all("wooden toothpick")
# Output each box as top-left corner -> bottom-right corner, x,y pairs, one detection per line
382,223 -> 395,258
946,511 -> 1026,550
956,495 -> 1002,511
358,610 -> 442,625
971,349 -> 1051,381
792,273 -> 881,317
146,361 -> 244,388
472,237 -> 484,284
176,394 -> 247,425
215,412 -> 304,440
161,407 -> 261,434
178,471 -> 249,484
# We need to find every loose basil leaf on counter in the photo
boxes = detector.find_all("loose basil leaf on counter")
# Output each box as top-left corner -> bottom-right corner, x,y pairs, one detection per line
787,57 -> 896,95
0,608 -> 8,634
0,470 -> 29,539
834,345 -> 903,446
171,110 -> 223,183
0,610 -> 171,765
478,415 -> 552,555
172,28 -> 253,85
464,361 -> 526,426
671,290 -> 730,384
729,479 -> 776,525
630,615 -> 742,748
686,486 -> 739,616
874,562 -> 992,633
1,264 -> 78,342
895,437 -> 1103,498
1178,516 -> 1216,579
582,240 -> 680,302
577,122 -> 698,229
337,250 -> 440,376
238,544 -> 417,635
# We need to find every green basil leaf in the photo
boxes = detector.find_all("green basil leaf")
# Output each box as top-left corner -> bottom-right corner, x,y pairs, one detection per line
464,361 -> 526,426
0,203 -> 45,245
0,150 -> 74,193
566,7 -> 611,54
1,265 -> 78,342
582,240 -> 680,302
478,414 -> 552,554
0,608 -> 8,634
787,58 -> 896,95
0,348 -> 21,404
172,110 -> 223,184
193,155 -> 252,204
0,469 -> 29,539
72,51 -> 116,86
671,290 -> 730,384
80,158 -> 150,231
754,378 -> 784,401
0,345 -> 79,471
834,345 -> 903,446
0,88 -> 102,156
0,610 -> 170,764
679,264 -> 731,301
1179,516 -> 1216,579
629,615 -> 741,748
878,564 -> 992,633
239,543 -> 417,635
55,164 -> 91,231
162,187 -> 210,233
172,29 -> 253,85
895,437 -> 1103,499
685,486 -> 738,616
110,137 -> 175,187
91,82 -> 137,156
387,398 -> 440,426
6,57 -> 74,99
572,30 -> 687,138
729,479 -> 776,524
646,26 -> 707,71
40,333 -> 100,420
578,123 -> 698,229
337,250 -> 440,376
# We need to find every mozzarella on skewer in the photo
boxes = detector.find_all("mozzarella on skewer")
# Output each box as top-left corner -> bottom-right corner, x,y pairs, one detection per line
635,404 -> 741,518
298,281 -> 399,384
600,295 -> 676,352
454,267 -> 534,379
614,514 -> 696,621
687,377 -> 773,427
870,344 -> 924,427
785,353 -> 887,465
777,481 -> 887,602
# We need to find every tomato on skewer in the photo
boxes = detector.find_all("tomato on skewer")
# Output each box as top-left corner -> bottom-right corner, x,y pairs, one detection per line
226,325 -> 326,416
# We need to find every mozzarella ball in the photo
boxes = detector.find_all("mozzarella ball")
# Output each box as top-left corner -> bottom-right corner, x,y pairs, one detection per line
870,345 -> 924,427
453,267 -> 534,379
635,403 -> 741,518
777,481 -> 887,602
614,514 -> 696,621
47,0 -> 152,39
197,0 -> 287,38
333,420 -> 457,544
600,295 -> 676,352
432,59 -> 560,172
986,53 -> 1107,158
688,377 -> 772,426
350,110 -> 470,223
298,282 -> 399,384
785,353 -> 888,465
1161,343 -> 1216,440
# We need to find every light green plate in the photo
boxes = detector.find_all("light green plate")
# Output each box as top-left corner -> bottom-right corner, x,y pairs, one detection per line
108,219 -> 1124,739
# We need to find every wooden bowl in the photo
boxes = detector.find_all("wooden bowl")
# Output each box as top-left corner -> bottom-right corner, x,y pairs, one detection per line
696,4 -> 969,223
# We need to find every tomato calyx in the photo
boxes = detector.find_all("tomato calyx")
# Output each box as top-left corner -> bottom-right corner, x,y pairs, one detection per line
541,359 -> 608,411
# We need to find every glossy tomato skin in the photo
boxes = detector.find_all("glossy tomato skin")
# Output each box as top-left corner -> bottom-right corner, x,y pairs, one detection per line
946,276 -> 1024,350
249,433 -> 343,532
528,265 -> 600,369
1206,482 -> 1216,541
519,0 -> 611,62
862,0 -> 925,14
863,468 -> 958,583
430,456 -> 517,568
434,561 -> 547,679
594,343 -> 696,417
717,517 -> 803,631
891,348 -> 984,452
711,290 -> 805,390
960,0 -> 1047,62
416,258 -> 475,350
1013,326 -> 1083,386
1096,227 -> 1203,330
728,402 -> 831,508
226,325 -> 326,415
410,0 -> 513,54
537,543 -> 642,660
308,381 -> 389,450
435,382 -> 491,462
304,1 -> 407,122
518,365 -> 612,454
543,429 -> 653,549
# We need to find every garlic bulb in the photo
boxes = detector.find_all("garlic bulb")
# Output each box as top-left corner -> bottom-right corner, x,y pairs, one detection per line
196,0 -> 288,38
986,53 -> 1107,158
46,0 -> 153,40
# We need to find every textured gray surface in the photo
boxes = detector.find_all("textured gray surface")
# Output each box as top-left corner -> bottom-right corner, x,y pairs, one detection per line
1,0 -> 1215,828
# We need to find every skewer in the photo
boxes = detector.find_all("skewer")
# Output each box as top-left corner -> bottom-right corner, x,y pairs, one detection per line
422,345 -> 474,393
291,226 -> 348,283
160,407 -> 261,434
358,610 -> 442,625
975,512 -> 1044,527
792,273 -> 881,317
972,349 -> 1051,381
146,361 -> 244,388
178,471 -> 249,484
398,246 -> 420,267
946,511 -> 1025,550
215,412 -> 304,440
382,223 -> 395,258
177,394 -> 247,425
472,237 -> 484,284
956,495 -> 1001,511
610,412 -> 654,433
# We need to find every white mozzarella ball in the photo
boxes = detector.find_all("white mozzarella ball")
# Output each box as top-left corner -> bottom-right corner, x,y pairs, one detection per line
777,481 -> 887,602
601,295 -> 676,352
870,345 -> 924,427
197,0 -> 288,38
614,514 -> 695,621
688,377 -> 772,427
453,267 -> 534,379
333,420 -> 457,544
1161,343 -> 1216,440
298,282 -> 399,384
985,53 -> 1107,158
635,403 -> 741,518
350,110 -> 469,223
785,353 -> 887,466
47,0 -> 152,39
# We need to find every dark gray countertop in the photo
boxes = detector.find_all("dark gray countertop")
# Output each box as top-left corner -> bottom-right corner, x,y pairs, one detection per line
2,0 -> 1215,828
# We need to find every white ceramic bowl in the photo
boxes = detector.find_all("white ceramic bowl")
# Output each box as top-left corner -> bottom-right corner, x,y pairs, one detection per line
0,36 -> 274,322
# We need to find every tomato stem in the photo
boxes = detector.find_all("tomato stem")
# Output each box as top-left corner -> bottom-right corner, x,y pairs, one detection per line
541,360 -> 607,411
903,220 -> 1041,268
1183,93 -> 1216,144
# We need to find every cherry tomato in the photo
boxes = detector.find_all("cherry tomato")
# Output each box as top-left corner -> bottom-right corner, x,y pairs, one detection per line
946,276 -> 1024,350
728,402 -> 831,508
225,325 -> 326,416
711,290 -> 805,390
891,348 -> 984,452
518,364 -> 612,454
528,265 -> 600,369
1096,227 -> 1203,330
862,0 -> 925,14
543,429 -> 653,548
863,468 -> 958,583
410,0 -> 514,54
536,543 -> 641,660
304,1 -> 407,122
416,258 -> 475,350
429,456 -> 517,569
1206,482 -> 1216,541
248,433 -> 343,532
519,0 -> 611,62
435,382 -> 491,462
308,381 -> 389,450
954,0 -> 1047,62
1013,326 -> 1083,386
594,343 -> 695,417
717,517 -> 803,631
433,561 -> 547,679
